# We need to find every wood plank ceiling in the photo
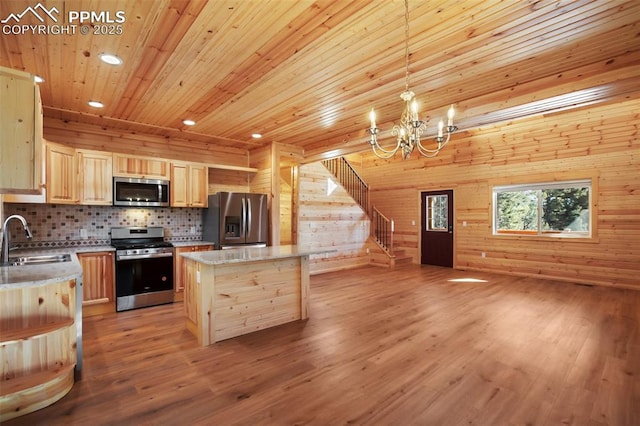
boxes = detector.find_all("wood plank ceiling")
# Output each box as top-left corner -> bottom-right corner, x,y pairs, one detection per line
1,0 -> 639,160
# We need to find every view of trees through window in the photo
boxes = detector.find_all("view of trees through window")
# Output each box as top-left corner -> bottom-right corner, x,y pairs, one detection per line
494,181 -> 590,236
427,195 -> 448,231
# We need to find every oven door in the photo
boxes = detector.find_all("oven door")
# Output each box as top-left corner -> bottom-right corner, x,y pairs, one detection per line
115,254 -> 174,311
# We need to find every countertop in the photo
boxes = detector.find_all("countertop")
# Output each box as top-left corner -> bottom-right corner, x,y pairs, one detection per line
0,245 -> 113,288
171,241 -> 215,248
180,245 -> 335,265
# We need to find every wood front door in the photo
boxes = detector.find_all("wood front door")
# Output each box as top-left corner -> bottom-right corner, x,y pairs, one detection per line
420,190 -> 454,267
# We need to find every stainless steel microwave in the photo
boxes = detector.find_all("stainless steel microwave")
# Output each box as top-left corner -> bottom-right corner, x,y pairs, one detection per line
113,177 -> 170,207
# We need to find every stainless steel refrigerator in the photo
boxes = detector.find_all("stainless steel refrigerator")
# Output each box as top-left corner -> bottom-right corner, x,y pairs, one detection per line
202,192 -> 268,248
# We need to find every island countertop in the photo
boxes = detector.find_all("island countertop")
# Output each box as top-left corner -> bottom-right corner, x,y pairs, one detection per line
180,244 -> 334,265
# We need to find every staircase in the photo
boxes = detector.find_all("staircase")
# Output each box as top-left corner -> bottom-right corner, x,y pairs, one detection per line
321,157 -> 412,267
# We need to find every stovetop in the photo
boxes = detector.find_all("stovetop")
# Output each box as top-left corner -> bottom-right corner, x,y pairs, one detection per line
110,240 -> 174,250
110,226 -> 173,250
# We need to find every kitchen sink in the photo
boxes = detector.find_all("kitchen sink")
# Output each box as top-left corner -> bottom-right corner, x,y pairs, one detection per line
7,253 -> 72,266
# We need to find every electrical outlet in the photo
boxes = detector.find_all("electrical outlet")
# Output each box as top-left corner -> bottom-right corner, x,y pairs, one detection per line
366,248 -> 370,254
190,226 -> 196,234
80,229 -> 88,239
481,252 -> 486,258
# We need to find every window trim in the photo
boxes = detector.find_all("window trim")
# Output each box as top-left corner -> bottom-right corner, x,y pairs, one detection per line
491,177 -> 598,242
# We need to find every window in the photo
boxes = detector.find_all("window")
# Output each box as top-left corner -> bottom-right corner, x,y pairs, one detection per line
493,180 -> 591,238
426,194 -> 448,231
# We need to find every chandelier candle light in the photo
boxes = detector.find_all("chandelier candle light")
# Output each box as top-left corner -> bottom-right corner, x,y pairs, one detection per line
367,0 -> 457,160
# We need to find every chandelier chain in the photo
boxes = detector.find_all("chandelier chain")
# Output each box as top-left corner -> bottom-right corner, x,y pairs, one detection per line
404,0 -> 410,93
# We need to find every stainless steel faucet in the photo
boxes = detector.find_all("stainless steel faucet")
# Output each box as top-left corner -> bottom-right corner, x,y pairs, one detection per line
1,215 -> 33,264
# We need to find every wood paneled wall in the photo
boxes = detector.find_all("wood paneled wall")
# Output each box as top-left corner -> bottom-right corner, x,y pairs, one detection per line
208,169 -> 249,194
280,175 -> 293,245
352,99 -> 640,290
249,145 -> 272,194
249,145 -> 275,245
43,117 -> 250,167
297,163 -> 370,274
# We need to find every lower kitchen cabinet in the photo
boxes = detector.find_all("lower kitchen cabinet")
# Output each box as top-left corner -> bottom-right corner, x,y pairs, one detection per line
78,251 -> 115,316
0,277 -> 77,421
174,244 -> 213,301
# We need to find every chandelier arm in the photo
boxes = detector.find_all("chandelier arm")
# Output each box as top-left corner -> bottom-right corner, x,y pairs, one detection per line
372,139 -> 401,155
415,132 -> 451,157
372,143 -> 401,159
369,129 -> 402,156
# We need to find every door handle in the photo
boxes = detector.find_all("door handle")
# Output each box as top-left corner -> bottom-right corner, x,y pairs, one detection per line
246,197 -> 252,236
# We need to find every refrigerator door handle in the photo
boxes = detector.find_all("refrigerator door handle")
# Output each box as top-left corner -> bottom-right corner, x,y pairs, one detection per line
246,196 -> 252,237
240,197 -> 246,240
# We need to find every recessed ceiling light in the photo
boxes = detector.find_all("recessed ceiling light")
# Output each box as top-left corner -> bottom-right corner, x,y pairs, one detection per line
34,75 -> 45,83
183,119 -> 196,126
99,53 -> 122,65
251,133 -> 262,139
88,100 -> 104,108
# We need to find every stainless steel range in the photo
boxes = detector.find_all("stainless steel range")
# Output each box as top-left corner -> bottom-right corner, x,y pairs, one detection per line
111,226 -> 174,312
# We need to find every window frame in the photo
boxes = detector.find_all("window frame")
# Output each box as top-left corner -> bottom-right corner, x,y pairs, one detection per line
491,178 -> 596,241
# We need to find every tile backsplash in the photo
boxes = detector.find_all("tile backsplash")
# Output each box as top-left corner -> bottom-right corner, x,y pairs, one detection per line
2,203 -> 203,248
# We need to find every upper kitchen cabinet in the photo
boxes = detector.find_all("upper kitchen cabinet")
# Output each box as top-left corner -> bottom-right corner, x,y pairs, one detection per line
0,66 -> 43,194
171,162 -> 208,208
46,143 -> 78,204
46,144 -> 113,205
112,153 -> 170,180
77,149 -> 113,205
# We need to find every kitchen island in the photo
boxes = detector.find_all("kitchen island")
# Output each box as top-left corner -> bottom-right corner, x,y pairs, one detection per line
180,245 -> 328,345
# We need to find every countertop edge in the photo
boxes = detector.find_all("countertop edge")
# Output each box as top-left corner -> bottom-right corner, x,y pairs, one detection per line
180,245 -> 336,266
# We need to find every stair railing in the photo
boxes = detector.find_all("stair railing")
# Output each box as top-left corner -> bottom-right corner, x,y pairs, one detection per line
321,157 -> 394,255
321,157 -> 369,213
372,206 -> 394,255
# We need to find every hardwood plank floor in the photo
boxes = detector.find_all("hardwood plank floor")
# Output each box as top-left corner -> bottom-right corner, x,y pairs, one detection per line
6,265 -> 640,425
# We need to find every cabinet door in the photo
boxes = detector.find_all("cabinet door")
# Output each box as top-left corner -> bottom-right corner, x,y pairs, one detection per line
113,153 -> 170,180
78,150 -> 113,205
189,164 -> 208,207
46,143 -> 78,204
170,163 -> 189,207
0,66 -> 42,194
78,251 -> 115,316
171,162 -> 208,207
174,245 -> 212,294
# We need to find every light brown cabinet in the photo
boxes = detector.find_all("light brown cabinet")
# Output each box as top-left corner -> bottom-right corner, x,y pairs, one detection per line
0,66 -> 43,194
46,144 -> 113,205
171,162 -> 208,207
78,251 -> 115,316
46,143 -> 78,204
174,244 -> 213,300
77,149 -> 113,205
113,153 -> 170,180
0,278 -> 77,421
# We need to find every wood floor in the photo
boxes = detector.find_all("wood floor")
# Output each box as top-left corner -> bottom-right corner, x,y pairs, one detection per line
6,265 -> 640,425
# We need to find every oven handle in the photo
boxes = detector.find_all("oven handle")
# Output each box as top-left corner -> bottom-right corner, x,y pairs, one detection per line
116,252 -> 174,261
